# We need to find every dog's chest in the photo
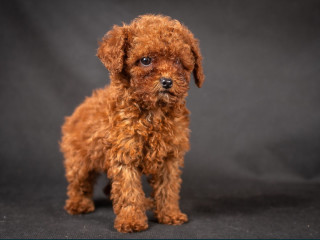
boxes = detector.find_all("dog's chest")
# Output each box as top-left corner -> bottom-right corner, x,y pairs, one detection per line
105,106 -> 189,173
141,110 -> 177,142
137,110 -> 189,165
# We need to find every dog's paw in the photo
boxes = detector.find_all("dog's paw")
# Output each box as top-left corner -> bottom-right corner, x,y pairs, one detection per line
114,217 -> 148,233
114,208 -> 148,233
65,197 -> 95,215
157,211 -> 188,225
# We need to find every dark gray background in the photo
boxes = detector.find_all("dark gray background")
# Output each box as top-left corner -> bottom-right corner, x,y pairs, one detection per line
1,0 -> 320,238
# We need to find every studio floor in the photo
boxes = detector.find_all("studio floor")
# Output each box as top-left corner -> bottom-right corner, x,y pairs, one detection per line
1,177 -> 319,239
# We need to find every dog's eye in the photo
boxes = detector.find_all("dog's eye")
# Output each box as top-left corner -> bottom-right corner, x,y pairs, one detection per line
140,57 -> 152,66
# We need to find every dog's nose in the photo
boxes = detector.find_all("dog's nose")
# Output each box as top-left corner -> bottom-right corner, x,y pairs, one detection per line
160,77 -> 173,89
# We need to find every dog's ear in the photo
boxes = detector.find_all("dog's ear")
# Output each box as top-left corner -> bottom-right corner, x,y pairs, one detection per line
97,25 -> 128,74
190,37 -> 205,88
182,28 -> 205,88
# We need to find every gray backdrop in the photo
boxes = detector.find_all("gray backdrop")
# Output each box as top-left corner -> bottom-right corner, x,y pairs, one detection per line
1,0 -> 320,238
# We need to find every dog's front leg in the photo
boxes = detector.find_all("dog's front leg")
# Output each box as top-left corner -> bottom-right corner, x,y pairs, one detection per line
108,163 -> 148,233
151,159 -> 188,225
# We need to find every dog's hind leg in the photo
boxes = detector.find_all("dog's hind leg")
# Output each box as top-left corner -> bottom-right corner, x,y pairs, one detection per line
64,158 -> 98,215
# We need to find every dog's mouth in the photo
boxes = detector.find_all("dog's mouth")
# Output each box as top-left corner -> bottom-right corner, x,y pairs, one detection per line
159,90 -> 175,96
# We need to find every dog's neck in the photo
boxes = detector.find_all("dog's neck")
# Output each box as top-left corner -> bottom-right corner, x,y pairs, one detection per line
132,95 -> 186,115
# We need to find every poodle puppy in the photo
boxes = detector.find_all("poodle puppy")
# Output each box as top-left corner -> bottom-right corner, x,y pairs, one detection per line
60,14 -> 204,233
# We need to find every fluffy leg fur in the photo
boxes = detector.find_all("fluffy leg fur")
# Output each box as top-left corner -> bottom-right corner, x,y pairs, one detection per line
109,164 -> 148,233
150,159 -> 188,225
64,157 -> 98,215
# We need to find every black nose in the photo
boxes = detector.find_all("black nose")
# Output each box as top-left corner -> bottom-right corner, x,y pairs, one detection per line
160,77 -> 173,89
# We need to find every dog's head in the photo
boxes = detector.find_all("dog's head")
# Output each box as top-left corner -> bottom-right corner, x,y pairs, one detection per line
97,15 -> 204,107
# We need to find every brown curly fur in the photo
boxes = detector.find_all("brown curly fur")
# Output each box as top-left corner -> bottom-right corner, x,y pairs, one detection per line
60,14 -> 204,233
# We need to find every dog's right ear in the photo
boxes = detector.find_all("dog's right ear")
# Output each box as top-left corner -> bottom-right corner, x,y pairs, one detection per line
97,25 -> 128,74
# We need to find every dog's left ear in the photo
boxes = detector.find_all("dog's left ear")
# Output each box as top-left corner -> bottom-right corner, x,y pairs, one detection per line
182,28 -> 205,88
97,25 -> 128,75
190,37 -> 205,88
